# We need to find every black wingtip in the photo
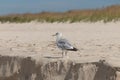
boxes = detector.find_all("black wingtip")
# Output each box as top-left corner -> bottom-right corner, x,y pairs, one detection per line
73,47 -> 78,51
67,47 -> 78,51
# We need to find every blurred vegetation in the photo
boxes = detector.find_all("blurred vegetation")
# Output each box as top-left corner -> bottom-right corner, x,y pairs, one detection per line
0,5 -> 120,23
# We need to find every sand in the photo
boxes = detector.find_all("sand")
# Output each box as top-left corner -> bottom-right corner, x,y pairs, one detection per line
0,22 -> 120,67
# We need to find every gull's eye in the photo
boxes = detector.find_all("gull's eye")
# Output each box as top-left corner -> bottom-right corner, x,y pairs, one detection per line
56,33 -> 59,35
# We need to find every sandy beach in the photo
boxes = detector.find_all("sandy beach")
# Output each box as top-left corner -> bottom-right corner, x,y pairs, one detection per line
0,22 -> 120,66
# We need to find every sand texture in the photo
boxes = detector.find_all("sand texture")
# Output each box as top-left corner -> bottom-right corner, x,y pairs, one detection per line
0,22 -> 120,80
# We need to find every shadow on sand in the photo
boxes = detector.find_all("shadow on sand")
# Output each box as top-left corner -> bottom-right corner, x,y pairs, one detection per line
44,56 -> 62,59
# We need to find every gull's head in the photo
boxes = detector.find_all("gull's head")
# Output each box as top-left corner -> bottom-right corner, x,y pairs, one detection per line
52,32 -> 62,37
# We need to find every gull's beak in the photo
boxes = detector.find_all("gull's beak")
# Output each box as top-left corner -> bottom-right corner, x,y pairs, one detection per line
52,34 -> 56,36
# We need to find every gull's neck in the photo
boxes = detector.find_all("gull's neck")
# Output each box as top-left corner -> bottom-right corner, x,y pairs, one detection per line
56,34 -> 62,42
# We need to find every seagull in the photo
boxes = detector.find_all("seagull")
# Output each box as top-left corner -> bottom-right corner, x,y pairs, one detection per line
53,32 -> 78,57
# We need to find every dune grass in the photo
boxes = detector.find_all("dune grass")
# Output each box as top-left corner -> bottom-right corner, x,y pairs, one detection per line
0,5 -> 120,23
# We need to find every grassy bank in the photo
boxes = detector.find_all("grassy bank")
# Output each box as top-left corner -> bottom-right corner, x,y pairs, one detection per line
0,5 -> 120,23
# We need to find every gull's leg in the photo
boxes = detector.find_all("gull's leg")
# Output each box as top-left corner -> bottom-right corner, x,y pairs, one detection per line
62,50 -> 66,57
62,50 -> 64,57
65,50 -> 67,56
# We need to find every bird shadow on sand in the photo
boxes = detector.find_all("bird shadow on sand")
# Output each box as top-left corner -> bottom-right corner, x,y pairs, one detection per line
44,56 -> 62,59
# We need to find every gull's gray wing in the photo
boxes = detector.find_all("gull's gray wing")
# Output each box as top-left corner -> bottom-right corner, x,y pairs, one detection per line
57,39 -> 73,50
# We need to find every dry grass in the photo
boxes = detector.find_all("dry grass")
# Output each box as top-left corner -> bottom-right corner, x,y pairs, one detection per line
0,5 -> 120,23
